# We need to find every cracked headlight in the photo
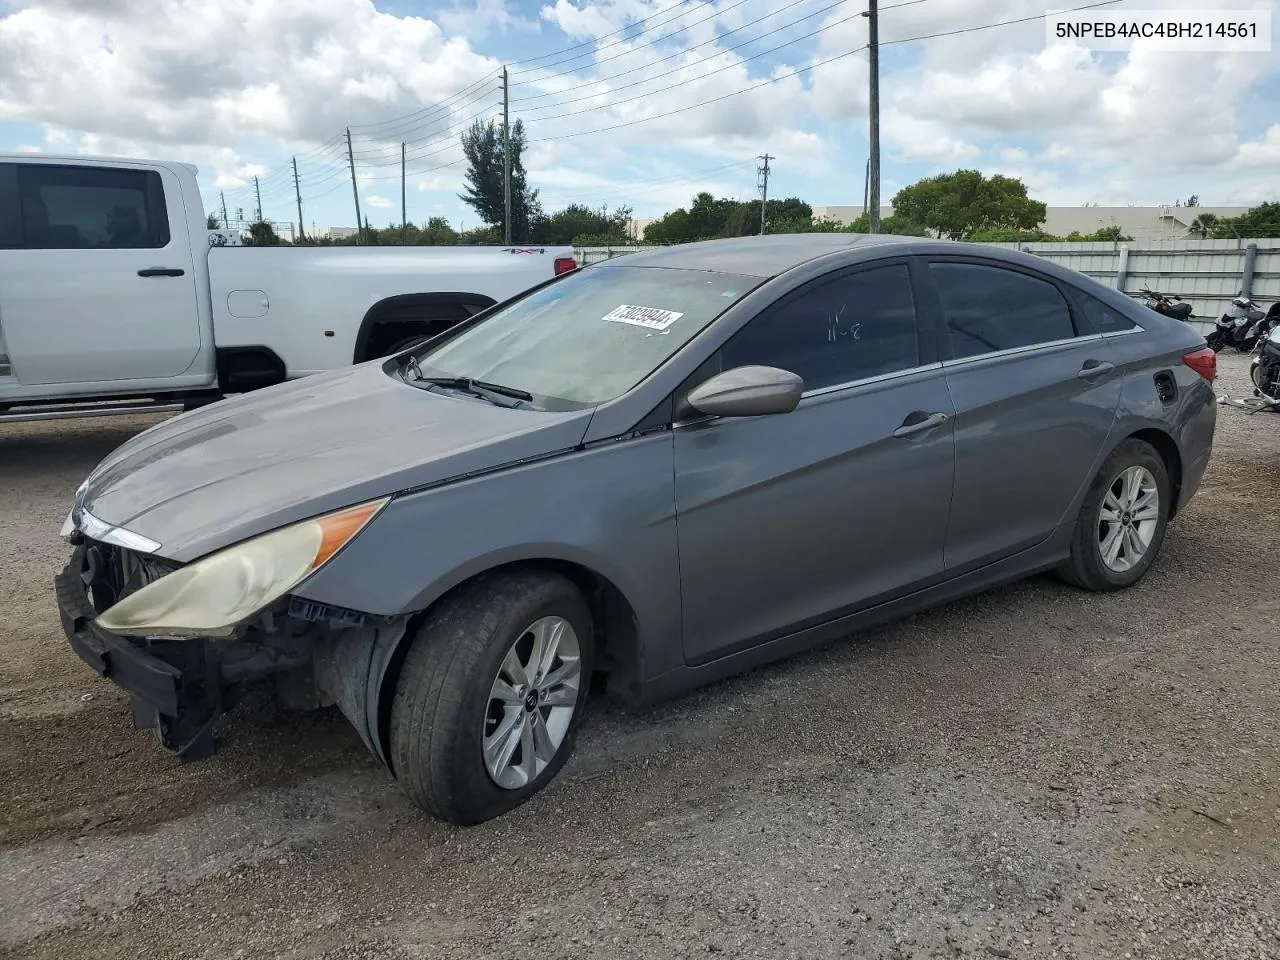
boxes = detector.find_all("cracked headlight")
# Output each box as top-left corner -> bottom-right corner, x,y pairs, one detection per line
96,498 -> 388,638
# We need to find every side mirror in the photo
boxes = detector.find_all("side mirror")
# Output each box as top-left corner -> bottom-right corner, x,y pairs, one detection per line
686,365 -> 804,418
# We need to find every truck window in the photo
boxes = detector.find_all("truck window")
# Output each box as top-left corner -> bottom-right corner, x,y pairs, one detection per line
17,164 -> 170,250
0,163 -> 19,247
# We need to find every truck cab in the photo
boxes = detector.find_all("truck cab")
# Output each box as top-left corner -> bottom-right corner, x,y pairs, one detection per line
0,155 -> 219,417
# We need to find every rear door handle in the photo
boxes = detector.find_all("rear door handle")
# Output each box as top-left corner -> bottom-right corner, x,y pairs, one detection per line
137,267 -> 185,278
1076,359 -> 1115,379
893,411 -> 949,438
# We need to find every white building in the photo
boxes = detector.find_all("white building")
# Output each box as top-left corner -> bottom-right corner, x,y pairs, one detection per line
321,226 -> 360,241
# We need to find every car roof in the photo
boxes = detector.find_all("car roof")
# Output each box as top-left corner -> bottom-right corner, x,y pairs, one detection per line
595,233 -> 931,278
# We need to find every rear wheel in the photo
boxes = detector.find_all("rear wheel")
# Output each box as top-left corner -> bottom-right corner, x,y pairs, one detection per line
389,570 -> 594,825
1058,439 -> 1170,592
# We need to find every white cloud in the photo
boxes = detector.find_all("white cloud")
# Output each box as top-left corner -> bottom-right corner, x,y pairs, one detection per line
364,194 -> 393,208
0,0 -> 1276,219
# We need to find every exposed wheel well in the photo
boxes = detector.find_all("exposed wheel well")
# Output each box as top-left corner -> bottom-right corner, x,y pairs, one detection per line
353,292 -> 496,363
1126,427 -> 1183,518
373,558 -> 643,767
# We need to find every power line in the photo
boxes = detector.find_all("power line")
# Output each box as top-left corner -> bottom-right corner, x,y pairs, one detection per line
522,6 -> 867,126
510,0 -> 742,76
528,0 -> 1129,144
347,68 -> 503,135
512,0 -> 840,108
509,0 -> 698,68
546,159 -> 758,200
512,0 -> 756,82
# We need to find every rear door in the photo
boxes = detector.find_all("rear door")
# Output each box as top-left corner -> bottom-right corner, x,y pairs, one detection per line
0,160 -> 201,385
673,259 -> 956,665
921,258 -> 1122,573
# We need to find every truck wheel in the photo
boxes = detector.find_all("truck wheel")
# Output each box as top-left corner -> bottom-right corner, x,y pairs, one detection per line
1057,439 -> 1170,592
389,570 -> 594,825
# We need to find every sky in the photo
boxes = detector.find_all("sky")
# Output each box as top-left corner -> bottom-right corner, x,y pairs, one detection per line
0,0 -> 1277,233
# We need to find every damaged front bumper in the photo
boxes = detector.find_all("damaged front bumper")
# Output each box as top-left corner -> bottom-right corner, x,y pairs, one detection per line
55,544 -> 407,766
55,546 -> 229,759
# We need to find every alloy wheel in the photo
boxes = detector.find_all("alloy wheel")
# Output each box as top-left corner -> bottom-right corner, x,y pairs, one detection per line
1097,465 -> 1160,573
481,616 -> 582,789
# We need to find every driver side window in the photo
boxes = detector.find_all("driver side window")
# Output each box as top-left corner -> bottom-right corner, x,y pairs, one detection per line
720,263 -> 920,392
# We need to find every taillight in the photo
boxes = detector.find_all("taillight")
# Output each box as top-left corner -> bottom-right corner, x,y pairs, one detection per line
1182,345 -> 1217,382
554,257 -> 577,276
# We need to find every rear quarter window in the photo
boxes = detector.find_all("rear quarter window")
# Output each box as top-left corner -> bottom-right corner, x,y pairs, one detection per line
1074,291 -> 1141,334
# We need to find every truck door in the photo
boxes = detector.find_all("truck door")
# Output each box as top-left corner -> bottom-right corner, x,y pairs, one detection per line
0,160 -> 201,385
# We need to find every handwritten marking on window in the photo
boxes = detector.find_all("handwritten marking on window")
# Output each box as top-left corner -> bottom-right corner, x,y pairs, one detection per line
826,304 -> 861,343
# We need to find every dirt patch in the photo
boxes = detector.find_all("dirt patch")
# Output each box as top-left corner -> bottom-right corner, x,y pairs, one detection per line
1,355 -> 1278,960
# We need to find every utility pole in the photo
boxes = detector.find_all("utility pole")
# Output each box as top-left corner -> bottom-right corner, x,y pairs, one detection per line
502,66 -> 512,244
401,142 -> 407,233
863,158 -> 870,220
253,176 -> 262,223
864,0 -> 881,233
757,154 -> 774,235
291,156 -> 305,242
345,127 -> 363,244
220,191 -> 229,229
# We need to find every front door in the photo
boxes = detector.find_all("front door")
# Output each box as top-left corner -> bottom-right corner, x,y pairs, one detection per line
673,260 -> 956,666
922,259 -> 1123,573
0,161 -> 201,385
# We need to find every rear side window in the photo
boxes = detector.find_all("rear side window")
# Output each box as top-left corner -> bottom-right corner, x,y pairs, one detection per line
930,262 -> 1076,359
1075,291 -> 1140,333
722,263 -> 920,391
17,164 -> 170,250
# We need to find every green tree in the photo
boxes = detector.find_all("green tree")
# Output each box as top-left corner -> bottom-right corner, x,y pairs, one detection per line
642,194 -> 820,242
891,170 -> 1047,240
644,207 -> 693,242
244,221 -> 282,246
1189,212 -> 1219,238
844,212 -> 930,236
1065,226 -> 1133,242
205,212 -> 221,229
1207,201 -> 1280,239
419,216 -> 460,244
459,118 -> 539,242
530,203 -> 633,245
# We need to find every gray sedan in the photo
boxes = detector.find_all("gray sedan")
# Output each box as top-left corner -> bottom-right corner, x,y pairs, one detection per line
55,234 -> 1218,824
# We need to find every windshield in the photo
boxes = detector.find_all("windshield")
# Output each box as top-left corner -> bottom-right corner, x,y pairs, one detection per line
414,265 -> 761,407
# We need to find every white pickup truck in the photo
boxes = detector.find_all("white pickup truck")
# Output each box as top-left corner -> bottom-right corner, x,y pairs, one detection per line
0,153 -> 577,423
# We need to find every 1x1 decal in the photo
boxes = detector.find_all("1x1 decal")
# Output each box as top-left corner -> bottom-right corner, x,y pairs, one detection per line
601,304 -> 684,331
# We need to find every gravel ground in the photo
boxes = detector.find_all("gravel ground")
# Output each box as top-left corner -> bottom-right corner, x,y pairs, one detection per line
1,353 -> 1278,960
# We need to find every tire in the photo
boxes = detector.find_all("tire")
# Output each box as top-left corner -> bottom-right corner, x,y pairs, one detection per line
1057,438 -> 1171,592
389,570 -> 595,825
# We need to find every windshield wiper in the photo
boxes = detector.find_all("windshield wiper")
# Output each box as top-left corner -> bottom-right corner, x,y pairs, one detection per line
413,375 -> 534,407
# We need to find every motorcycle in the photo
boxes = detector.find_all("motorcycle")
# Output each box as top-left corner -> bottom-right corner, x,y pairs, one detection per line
1205,296 -> 1280,353
1218,320 -> 1280,415
1137,286 -> 1194,321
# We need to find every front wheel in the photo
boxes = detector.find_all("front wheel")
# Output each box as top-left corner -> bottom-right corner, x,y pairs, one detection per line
1058,439 -> 1171,592
389,571 -> 594,825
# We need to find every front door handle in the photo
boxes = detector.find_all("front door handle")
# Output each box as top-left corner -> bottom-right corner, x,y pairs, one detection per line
1076,359 -> 1115,379
893,411 -> 949,438
137,267 -> 185,278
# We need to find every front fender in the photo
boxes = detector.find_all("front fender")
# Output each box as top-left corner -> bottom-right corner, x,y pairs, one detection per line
293,433 -> 683,680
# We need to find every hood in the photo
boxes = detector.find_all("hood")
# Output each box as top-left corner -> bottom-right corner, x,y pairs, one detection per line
81,361 -> 594,562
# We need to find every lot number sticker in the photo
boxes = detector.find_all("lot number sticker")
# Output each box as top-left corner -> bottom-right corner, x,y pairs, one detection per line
602,304 -> 684,331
